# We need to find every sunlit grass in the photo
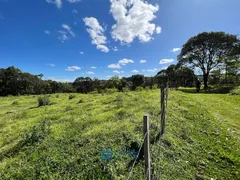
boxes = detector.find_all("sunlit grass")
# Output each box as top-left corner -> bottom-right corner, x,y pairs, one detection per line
0,90 -> 239,179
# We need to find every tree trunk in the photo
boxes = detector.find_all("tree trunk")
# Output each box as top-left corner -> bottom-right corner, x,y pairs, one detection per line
203,73 -> 209,89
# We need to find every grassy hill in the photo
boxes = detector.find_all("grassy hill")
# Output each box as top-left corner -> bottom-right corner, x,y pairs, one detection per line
0,89 -> 239,179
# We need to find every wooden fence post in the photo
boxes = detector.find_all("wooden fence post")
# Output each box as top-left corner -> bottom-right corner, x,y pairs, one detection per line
143,114 -> 151,180
160,87 -> 165,136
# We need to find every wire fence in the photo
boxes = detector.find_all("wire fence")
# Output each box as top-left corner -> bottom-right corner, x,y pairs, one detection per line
125,84 -> 169,180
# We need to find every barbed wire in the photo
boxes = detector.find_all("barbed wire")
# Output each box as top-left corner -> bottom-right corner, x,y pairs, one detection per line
126,132 -> 148,180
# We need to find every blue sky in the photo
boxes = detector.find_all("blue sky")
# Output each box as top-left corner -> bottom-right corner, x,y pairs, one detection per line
0,0 -> 239,81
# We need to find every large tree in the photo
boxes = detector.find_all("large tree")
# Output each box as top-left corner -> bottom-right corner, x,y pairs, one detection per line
178,32 -> 240,89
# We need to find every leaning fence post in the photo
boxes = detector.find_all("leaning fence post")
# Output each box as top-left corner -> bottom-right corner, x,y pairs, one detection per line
143,114 -> 151,180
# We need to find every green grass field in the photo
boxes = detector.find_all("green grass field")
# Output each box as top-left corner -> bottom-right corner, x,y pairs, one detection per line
0,89 -> 239,179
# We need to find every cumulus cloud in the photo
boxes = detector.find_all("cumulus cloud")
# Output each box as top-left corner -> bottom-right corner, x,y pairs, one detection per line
90,66 -> 97,69
87,71 -> 95,75
155,26 -> 162,34
79,51 -> 84,54
147,68 -> 158,72
67,0 -> 81,3
171,48 -> 181,52
159,59 -> 174,64
108,63 -> 121,69
83,17 -> 109,53
132,69 -> 139,73
113,70 -> 124,74
140,60 -> 147,63
110,0 -> 159,44
44,30 -> 50,35
46,0 -> 62,9
65,66 -> 81,71
113,70 -> 120,74
118,58 -> 134,65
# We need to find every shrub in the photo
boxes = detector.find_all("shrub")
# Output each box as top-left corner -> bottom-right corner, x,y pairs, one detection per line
69,94 -> 76,100
145,86 -> 150,91
38,96 -> 51,107
56,94 -> 59,98
12,101 -> 19,105
135,86 -> 144,91
230,86 -> 240,95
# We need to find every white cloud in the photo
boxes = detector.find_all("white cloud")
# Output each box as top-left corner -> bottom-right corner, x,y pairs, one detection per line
90,66 -> 97,69
67,0 -> 81,3
113,70 -> 124,74
46,0 -> 62,9
159,59 -> 174,64
62,24 -> 75,37
108,63 -> 122,69
72,9 -> 78,14
171,48 -> 181,52
132,69 -> 139,73
155,26 -> 162,34
110,0 -> 159,44
58,30 -> 68,42
140,60 -> 147,63
79,51 -> 84,54
113,70 -> 120,74
44,30 -> 50,35
118,58 -> 134,65
65,66 -> 81,71
147,68 -> 158,72
113,46 -> 118,52
83,17 -> 109,53
87,71 -> 95,75
48,64 -> 55,67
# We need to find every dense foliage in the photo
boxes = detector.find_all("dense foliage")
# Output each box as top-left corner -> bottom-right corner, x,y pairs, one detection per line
178,32 -> 240,89
0,66 -> 196,96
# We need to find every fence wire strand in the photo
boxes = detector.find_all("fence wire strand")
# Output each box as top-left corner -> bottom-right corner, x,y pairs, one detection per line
126,132 -> 148,180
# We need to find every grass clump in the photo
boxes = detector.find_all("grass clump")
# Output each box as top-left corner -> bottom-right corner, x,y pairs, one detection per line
12,100 -> 19,105
69,94 -> 76,100
38,96 -> 51,107
78,99 -> 84,104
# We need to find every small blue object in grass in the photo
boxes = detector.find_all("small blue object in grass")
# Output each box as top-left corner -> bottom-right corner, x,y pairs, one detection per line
100,148 -> 138,162
101,148 -> 113,162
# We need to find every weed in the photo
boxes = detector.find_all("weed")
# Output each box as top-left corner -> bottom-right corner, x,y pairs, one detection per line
38,96 -> 51,107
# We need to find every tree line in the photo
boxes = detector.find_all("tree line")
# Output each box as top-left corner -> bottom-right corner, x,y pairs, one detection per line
0,65 -> 197,96
0,31 -> 239,96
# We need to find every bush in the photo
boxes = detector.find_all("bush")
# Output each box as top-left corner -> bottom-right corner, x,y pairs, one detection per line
69,94 -> 76,100
135,86 -> 144,91
38,96 -> 51,107
12,101 -> 19,105
145,86 -> 150,91
230,86 -> 240,95
56,94 -> 59,98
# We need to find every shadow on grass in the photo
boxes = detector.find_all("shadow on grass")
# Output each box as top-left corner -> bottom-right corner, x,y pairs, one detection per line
178,85 -> 236,94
